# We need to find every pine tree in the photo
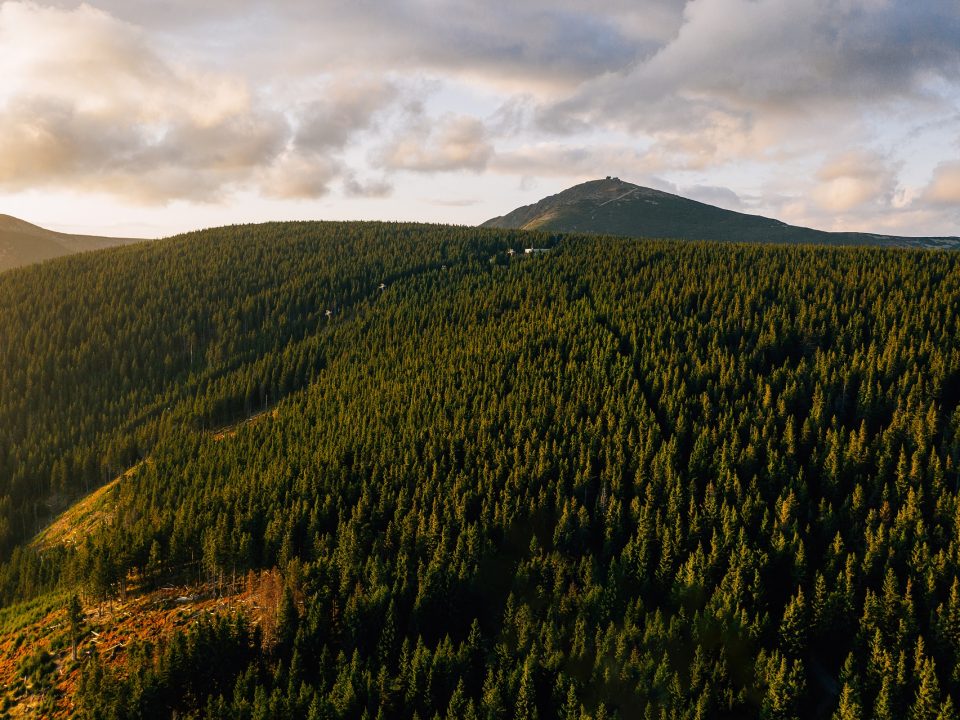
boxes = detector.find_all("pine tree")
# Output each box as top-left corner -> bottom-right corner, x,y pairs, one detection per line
515,659 -> 537,720
873,676 -> 896,720
911,659 -> 942,720
780,588 -> 808,658
481,667 -> 505,720
68,593 -> 83,662
561,682 -> 579,720
937,696 -> 957,720
759,652 -> 805,720
446,679 -> 468,720
832,683 -> 862,720
276,587 -> 299,654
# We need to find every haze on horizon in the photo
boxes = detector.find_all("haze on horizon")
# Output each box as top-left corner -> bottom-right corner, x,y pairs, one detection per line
0,0 -> 958,239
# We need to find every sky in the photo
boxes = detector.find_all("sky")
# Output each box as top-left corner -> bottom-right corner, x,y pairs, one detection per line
0,0 -> 959,238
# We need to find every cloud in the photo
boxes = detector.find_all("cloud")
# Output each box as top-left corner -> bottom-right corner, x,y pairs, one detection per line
535,1 -> 960,169
0,2 -> 254,124
263,76 -> 400,200
778,198 -> 959,237
207,1 -> 685,92
558,0 -> 960,115
811,151 -> 898,213
490,143 -> 662,180
758,152 -> 960,236
342,174 -> 393,198
0,2 -> 404,203
681,185 -> 744,210
293,77 -> 398,153
260,155 -> 341,200
2,1 -> 959,236
0,2 -> 285,201
0,96 -> 291,203
379,115 -> 492,173
923,161 -> 960,205
650,0 -> 960,107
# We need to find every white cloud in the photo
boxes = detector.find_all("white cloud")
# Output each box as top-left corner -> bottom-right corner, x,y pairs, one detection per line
260,155 -> 341,201
923,161 -> 960,205
681,185 -> 744,210
0,2 -> 286,201
490,142 -> 662,180
811,151 -> 898,213
0,3 -> 250,124
379,115 -> 492,173
0,2 -> 406,203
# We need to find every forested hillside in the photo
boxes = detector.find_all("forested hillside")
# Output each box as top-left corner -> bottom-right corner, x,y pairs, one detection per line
1,222 -> 960,719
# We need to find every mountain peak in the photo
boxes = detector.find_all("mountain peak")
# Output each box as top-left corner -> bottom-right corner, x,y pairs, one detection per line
482,178 -> 959,249
541,177 -> 671,203
0,215 -> 140,273
0,214 -> 45,234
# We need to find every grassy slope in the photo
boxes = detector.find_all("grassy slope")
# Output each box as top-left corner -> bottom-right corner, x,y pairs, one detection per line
31,468 -> 134,554
0,404 -> 297,718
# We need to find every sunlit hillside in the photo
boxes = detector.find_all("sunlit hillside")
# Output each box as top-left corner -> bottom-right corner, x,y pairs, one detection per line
0,222 -> 958,718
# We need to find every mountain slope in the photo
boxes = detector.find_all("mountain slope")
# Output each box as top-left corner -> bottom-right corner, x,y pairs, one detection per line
482,177 -> 960,249
2,223 -> 960,718
0,214 -> 141,273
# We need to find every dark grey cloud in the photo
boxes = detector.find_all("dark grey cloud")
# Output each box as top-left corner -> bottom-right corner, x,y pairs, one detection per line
538,0 -> 960,139
342,174 -> 393,198
293,77 -> 398,153
70,0 -> 686,88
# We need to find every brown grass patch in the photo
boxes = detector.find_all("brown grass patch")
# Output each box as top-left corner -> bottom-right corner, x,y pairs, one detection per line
0,570 -> 286,718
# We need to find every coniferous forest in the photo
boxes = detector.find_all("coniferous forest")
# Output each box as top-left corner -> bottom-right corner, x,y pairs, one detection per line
1,221 -> 960,718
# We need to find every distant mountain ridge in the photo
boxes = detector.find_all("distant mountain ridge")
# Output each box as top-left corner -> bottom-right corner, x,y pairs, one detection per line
482,178 -> 960,249
0,214 -> 141,273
